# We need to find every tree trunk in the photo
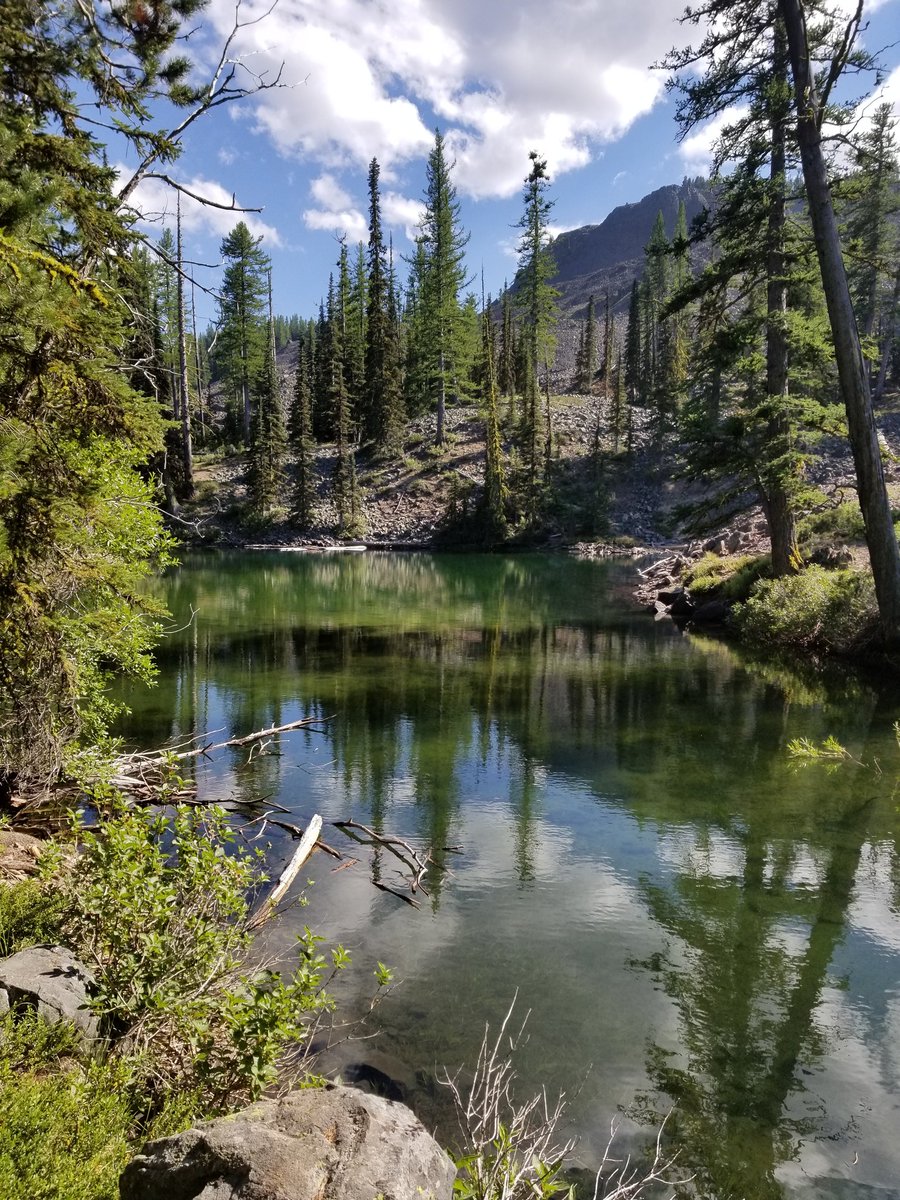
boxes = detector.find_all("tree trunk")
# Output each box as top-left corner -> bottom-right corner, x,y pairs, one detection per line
779,0 -> 900,643
873,265 -> 900,403
765,22 -> 796,577
176,199 -> 194,500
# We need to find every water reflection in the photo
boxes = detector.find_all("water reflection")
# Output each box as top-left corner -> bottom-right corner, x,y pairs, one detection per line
120,552 -> 900,1200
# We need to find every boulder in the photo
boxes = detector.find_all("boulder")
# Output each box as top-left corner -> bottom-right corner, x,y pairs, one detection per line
808,544 -> 853,569
0,945 -> 98,1046
119,1084 -> 456,1200
692,599 -> 731,624
668,591 -> 695,619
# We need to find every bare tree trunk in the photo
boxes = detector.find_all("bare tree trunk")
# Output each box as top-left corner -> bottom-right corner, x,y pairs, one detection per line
765,22 -> 797,577
873,265 -> 900,404
779,0 -> 900,643
176,198 -> 194,500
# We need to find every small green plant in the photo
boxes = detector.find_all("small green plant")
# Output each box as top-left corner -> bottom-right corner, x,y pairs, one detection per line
0,872 -> 67,958
684,553 -> 769,601
0,1009 -> 131,1200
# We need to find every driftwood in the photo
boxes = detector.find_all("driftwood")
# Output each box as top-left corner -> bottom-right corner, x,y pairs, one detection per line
102,716 -> 333,802
248,814 -> 322,929
332,818 -> 461,898
99,719 -> 456,909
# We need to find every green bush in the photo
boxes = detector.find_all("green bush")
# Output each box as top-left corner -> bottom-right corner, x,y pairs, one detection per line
798,501 -> 865,545
0,1010 -> 131,1200
0,877 -> 66,957
735,566 -> 878,654
684,553 -> 770,601
60,803 -> 343,1116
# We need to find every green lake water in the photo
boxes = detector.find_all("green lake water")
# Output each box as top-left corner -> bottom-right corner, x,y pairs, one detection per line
120,550 -> 900,1200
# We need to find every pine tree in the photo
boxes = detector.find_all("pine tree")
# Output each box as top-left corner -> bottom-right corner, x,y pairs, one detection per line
0,0 -> 205,783
364,158 -> 395,452
515,152 -> 559,520
480,304 -> 509,543
664,3 -> 833,574
420,130 -> 471,446
216,222 -> 270,447
578,294 -> 598,393
289,345 -> 316,528
331,249 -> 363,535
247,270 -> 286,515
779,0 -> 900,637
625,279 -> 643,408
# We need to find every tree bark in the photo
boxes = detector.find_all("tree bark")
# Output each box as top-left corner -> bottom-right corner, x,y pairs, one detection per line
176,199 -> 194,500
779,0 -> 900,643
765,22 -> 797,577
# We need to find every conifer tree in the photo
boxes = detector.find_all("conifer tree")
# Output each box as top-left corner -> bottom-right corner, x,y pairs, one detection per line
578,294 -> 598,393
216,222 -> 270,447
515,152 -> 559,520
247,270 -> 286,515
420,130 -> 470,446
480,304 -> 509,543
625,279 -> 643,407
364,158 -> 394,451
664,3 -> 830,574
778,0 -> 900,637
331,249 -> 363,535
289,346 -> 316,529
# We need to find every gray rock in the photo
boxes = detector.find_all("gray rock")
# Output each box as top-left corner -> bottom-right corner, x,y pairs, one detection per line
0,945 -> 98,1046
808,544 -> 853,569
692,599 -> 731,624
119,1084 -> 456,1200
669,591 -> 695,619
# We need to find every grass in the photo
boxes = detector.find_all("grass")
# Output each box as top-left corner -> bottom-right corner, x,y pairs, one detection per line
683,552 -> 771,601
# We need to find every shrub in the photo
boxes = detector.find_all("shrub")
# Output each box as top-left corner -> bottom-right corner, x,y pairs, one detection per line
60,803 -> 344,1116
798,501 -> 865,545
0,876 -> 66,957
0,1009 -> 131,1200
735,566 -> 878,654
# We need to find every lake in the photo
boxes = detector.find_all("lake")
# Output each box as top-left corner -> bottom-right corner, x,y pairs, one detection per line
119,550 -> 900,1200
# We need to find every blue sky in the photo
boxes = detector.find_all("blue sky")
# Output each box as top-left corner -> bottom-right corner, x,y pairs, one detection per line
115,0 -> 900,328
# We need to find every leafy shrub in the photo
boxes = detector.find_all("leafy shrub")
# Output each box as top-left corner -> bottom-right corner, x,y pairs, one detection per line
60,803 -> 344,1116
798,501 -> 865,545
735,566 -> 878,654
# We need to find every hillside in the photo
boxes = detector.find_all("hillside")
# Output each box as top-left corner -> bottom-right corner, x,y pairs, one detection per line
548,177 -> 714,318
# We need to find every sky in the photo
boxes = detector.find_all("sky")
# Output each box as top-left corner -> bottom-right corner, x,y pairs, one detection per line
114,0 -> 900,327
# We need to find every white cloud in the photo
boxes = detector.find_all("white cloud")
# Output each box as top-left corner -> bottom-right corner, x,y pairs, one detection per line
383,191 -> 425,241
200,0 -> 689,199
678,105 -> 750,175
217,146 -> 238,166
116,167 -> 281,245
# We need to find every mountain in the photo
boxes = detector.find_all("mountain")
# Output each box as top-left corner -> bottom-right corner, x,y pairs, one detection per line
544,177 -> 716,322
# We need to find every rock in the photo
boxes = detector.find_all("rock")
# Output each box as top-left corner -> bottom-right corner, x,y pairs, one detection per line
669,591 -> 695,619
692,599 -> 731,624
119,1084 -> 456,1200
0,945 -> 98,1046
0,830 -> 45,881
808,544 -> 852,569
